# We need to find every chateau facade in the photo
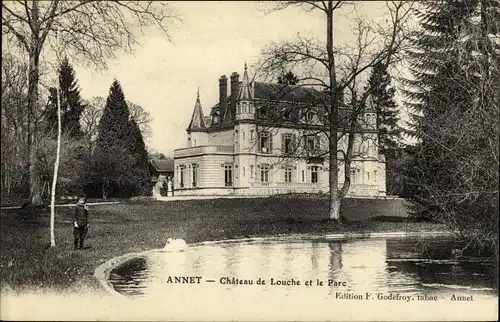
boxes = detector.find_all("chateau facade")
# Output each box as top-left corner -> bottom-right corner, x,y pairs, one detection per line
173,65 -> 386,197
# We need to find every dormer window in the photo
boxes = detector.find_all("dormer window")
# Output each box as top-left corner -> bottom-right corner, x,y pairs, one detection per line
282,108 -> 291,121
301,109 -> 316,123
307,137 -> 316,151
212,112 -> 220,125
307,111 -> 315,122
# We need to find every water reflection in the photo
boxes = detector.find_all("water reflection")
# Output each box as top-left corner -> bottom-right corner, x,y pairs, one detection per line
385,238 -> 498,293
109,256 -> 149,296
109,238 -> 498,300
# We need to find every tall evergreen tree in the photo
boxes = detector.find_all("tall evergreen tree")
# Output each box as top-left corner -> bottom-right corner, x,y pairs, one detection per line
403,1 -> 480,218
45,57 -> 85,138
126,119 -> 152,195
403,0 -> 499,244
90,80 -> 133,198
366,62 -> 402,195
367,62 -> 401,153
95,80 -> 130,146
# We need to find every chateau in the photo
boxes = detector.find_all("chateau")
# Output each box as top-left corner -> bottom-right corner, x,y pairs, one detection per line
173,64 -> 386,197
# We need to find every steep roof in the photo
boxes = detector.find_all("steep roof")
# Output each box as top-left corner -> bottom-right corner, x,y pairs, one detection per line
149,158 -> 174,172
187,89 -> 206,131
254,82 -> 325,103
201,64 -> 376,131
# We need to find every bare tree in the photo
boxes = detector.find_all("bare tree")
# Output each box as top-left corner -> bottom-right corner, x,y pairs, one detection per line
80,96 -> 104,154
2,1 -> 178,206
257,1 -> 413,221
1,53 -> 29,196
127,100 -> 153,139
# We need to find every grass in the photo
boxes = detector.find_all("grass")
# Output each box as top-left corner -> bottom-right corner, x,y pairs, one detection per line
0,197 -> 445,293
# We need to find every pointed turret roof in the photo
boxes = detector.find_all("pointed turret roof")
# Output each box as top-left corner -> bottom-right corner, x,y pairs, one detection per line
237,62 -> 253,100
187,88 -> 206,131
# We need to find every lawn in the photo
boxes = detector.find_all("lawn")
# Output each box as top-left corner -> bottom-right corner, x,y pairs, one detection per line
0,197 -> 445,293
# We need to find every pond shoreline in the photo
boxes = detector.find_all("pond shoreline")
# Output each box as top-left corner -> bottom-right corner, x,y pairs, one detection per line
95,230 -> 454,297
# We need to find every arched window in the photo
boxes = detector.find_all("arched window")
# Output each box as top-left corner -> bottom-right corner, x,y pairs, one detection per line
307,111 -> 314,121
303,110 -> 316,123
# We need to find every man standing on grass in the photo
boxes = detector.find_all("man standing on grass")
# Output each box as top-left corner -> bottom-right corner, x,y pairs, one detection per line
73,195 -> 89,250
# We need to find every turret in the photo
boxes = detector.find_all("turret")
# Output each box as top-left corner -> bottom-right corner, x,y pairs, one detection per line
186,88 -> 207,147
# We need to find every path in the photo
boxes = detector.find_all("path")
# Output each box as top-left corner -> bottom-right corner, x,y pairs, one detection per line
0,201 -> 120,210
155,195 -> 404,202
155,195 -> 266,202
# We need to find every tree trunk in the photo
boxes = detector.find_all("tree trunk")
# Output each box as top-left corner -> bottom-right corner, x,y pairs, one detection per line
49,83 -> 62,247
23,1 -> 45,208
327,1 -> 340,221
102,179 -> 108,199
338,101 -> 357,200
27,47 -> 43,207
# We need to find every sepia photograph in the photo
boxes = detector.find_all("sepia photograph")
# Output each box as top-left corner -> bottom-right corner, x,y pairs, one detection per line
1,0 -> 498,321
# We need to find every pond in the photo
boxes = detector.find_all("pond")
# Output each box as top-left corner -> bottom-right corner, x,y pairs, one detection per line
109,237 -> 498,301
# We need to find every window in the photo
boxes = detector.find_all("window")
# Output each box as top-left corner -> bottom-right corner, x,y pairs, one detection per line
260,164 -> 270,182
367,172 -> 370,182
284,166 -> 293,183
282,133 -> 294,154
310,166 -> 319,183
242,131 -> 245,140
356,114 -> 363,126
307,137 -> 316,151
224,165 -> 233,187
350,169 -> 357,184
237,103 -> 240,114
250,165 -> 254,178
301,170 -> 305,182
192,164 -> 198,187
307,111 -> 314,122
260,132 -> 272,153
250,130 -> 255,140
243,167 -> 246,177
235,130 -> 239,145
179,165 -> 186,188
282,108 -> 291,120
212,112 -> 220,125
243,102 -> 247,113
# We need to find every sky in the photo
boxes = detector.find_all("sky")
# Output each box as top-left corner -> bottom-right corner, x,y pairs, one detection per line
73,1 -> 391,156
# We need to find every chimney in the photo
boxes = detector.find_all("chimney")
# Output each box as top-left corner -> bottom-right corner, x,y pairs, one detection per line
219,75 -> 228,122
230,72 -> 239,115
